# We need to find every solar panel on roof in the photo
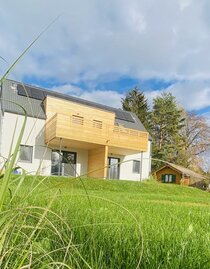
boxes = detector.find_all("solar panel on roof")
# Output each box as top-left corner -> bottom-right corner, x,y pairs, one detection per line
124,113 -> 135,122
115,110 -> 135,122
116,111 -> 123,120
30,88 -> 45,100
17,85 -> 45,100
17,85 -> 32,97
17,82 -> 135,122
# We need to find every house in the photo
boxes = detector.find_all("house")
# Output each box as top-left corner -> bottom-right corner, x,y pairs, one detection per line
155,163 -> 205,187
0,79 -> 151,180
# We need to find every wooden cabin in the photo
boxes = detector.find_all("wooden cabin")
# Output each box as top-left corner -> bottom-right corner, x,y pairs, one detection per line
154,163 -> 205,187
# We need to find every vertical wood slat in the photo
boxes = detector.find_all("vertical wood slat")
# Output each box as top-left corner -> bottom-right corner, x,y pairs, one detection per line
87,145 -> 108,178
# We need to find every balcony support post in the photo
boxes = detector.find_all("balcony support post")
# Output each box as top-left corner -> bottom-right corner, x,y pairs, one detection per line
58,138 -> 62,176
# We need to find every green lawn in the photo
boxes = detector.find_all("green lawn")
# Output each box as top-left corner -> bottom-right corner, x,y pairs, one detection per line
4,176 -> 210,268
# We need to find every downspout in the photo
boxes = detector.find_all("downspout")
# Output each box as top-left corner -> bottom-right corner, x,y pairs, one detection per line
149,139 -> 152,175
59,138 -> 62,176
140,151 -> 143,181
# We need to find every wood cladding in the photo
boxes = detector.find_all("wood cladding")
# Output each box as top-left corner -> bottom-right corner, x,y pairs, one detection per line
45,113 -> 148,151
45,96 -> 115,125
155,167 -> 182,184
87,146 -> 108,178
45,96 -> 149,152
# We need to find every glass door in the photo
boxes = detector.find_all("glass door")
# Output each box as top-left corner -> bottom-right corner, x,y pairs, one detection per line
51,151 -> 62,176
51,150 -> 77,176
108,157 -> 120,179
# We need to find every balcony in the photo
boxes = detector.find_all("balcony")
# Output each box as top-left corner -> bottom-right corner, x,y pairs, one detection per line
45,113 -> 149,152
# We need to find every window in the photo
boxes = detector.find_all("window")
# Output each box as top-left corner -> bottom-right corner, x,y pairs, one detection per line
51,150 -> 77,177
133,160 -> 140,174
72,115 -> 84,125
19,145 -> 33,163
93,120 -> 102,129
162,174 -> 176,183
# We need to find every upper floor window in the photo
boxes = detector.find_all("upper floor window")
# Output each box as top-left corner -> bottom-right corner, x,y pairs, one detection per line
93,120 -> 102,129
72,115 -> 84,125
19,145 -> 33,163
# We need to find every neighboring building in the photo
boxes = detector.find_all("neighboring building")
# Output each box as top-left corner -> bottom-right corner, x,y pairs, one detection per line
0,79 -> 151,181
155,163 -> 205,187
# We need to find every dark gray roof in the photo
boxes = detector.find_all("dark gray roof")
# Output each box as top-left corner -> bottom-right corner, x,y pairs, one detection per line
0,79 -> 147,132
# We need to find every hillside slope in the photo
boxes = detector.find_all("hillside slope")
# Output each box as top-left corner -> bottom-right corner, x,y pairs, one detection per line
13,177 -> 210,268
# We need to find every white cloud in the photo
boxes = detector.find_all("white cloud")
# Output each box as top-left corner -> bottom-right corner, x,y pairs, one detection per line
48,84 -> 124,108
1,0 -> 210,112
50,84 -> 82,95
79,90 -> 124,108
179,0 -> 192,11
1,0 -> 210,83
168,81 -> 210,110
145,80 -> 210,111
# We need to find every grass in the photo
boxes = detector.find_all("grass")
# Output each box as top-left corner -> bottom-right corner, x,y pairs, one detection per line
3,176 -> 210,268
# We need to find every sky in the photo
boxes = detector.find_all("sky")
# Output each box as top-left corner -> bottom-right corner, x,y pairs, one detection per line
1,0 -> 210,117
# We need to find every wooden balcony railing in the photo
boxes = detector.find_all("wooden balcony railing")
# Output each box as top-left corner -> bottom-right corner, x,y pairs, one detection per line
45,113 -> 148,151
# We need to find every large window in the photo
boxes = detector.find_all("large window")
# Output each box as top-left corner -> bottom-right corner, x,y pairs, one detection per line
19,145 -> 33,163
133,160 -> 140,174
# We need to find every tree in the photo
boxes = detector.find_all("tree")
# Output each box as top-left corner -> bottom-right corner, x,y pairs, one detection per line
121,87 -> 150,130
150,92 -> 185,170
180,112 -> 210,170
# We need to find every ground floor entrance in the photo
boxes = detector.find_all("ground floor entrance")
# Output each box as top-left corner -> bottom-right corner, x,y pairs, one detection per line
107,157 -> 120,179
51,150 -> 77,176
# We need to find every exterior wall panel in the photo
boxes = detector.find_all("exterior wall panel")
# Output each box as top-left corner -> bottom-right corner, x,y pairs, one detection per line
87,146 -> 108,178
1,112 -> 51,175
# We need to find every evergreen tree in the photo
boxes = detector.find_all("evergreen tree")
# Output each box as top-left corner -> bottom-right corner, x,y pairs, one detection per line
121,87 -> 150,130
151,92 -> 185,170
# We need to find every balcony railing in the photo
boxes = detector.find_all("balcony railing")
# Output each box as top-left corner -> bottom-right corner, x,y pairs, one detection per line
45,113 -> 148,151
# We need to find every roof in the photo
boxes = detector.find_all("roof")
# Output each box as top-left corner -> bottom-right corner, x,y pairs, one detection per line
155,163 -> 205,180
0,79 -> 147,132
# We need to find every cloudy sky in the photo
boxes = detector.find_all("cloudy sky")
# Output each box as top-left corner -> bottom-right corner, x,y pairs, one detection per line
1,0 -> 210,115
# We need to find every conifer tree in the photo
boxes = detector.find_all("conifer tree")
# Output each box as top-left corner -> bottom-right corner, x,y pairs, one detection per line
121,87 -> 150,130
151,92 -> 185,170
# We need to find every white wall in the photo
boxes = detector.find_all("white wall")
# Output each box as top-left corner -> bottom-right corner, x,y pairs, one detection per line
0,112 -> 89,177
74,148 -> 88,176
109,140 -> 152,181
141,139 -> 152,179
1,112 -> 52,175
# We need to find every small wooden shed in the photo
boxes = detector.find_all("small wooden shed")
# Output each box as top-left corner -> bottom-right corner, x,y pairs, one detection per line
154,163 -> 205,187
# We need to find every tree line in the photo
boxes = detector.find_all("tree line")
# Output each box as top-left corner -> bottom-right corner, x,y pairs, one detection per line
122,87 -> 210,172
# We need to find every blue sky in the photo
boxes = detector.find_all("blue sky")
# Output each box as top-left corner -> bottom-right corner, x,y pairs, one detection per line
1,0 -> 210,116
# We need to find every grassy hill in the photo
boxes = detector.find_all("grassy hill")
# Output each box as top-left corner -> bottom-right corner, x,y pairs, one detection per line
4,177 -> 210,268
